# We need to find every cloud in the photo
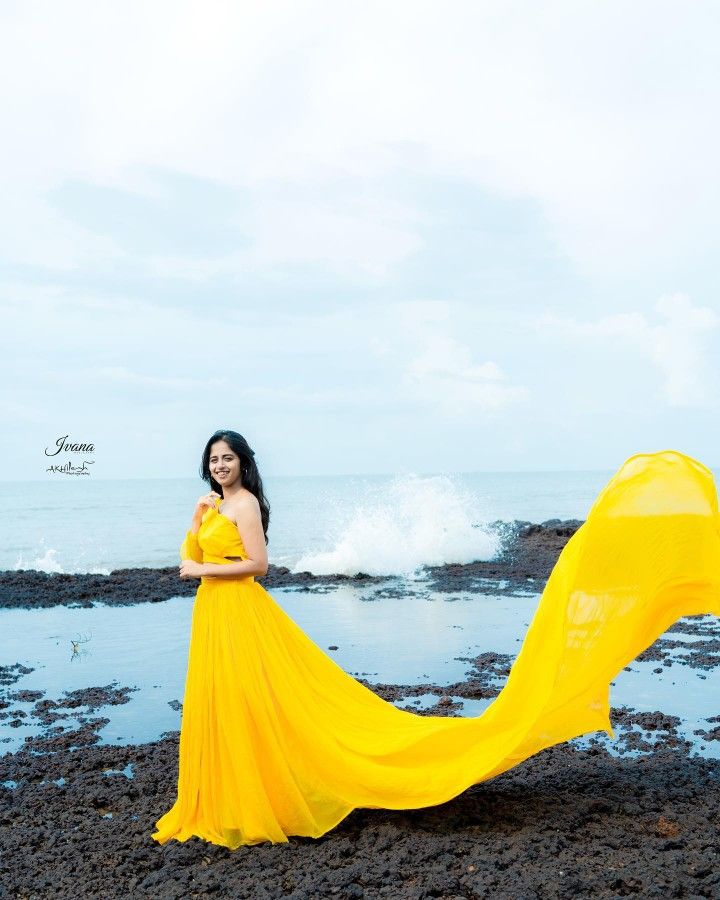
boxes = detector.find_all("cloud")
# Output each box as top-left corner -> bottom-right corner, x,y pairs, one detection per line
243,193 -> 424,279
1,2 -> 719,280
650,295 -> 720,407
537,293 -> 720,408
391,301 -> 529,418
90,366 -> 229,391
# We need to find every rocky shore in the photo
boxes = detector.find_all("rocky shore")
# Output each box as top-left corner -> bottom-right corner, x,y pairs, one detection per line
1,518 -> 719,898
0,518 -> 582,610
1,683 -> 718,899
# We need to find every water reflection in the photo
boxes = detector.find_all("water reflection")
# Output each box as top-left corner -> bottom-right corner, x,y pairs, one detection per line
0,584 -> 717,759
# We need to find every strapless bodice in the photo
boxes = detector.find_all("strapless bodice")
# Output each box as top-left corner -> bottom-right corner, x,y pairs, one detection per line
180,498 -> 253,585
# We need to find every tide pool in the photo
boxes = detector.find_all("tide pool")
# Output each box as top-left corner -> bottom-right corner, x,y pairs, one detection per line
1,583 -> 717,759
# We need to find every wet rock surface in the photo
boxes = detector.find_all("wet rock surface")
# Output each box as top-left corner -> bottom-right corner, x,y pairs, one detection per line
0,519 -> 583,609
1,518 -> 719,896
0,633 -> 719,899
423,519 -> 585,595
355,651 -> 515,711
1,685 -> 719,899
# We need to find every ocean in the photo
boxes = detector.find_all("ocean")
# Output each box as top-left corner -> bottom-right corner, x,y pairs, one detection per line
1,468 -> 638,576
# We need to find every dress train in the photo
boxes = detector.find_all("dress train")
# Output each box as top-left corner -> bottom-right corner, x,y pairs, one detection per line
152,450 -> 720,848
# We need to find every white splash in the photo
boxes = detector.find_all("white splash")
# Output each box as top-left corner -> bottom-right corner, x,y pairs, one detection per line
293,473 -> 500,577
14,545 -> 111,576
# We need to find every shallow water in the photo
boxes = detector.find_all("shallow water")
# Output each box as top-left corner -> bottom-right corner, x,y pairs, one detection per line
1,583 -> 718,759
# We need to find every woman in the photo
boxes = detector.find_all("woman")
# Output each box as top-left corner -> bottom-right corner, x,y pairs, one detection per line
152,433 -> 720,849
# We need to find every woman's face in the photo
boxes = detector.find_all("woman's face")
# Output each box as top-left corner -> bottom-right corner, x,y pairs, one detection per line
209,440 -> 241,489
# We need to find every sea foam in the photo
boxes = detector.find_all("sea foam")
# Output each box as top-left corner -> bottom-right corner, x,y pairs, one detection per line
292,473 -> 500,577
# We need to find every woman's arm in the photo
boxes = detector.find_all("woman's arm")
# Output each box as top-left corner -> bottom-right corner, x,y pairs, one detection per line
180,529 -> 203,564
178,493 -> 219,570
202,558 -> 267,578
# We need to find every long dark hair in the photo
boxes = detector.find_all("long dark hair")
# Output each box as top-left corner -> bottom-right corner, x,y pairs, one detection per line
199,430 -> 270,545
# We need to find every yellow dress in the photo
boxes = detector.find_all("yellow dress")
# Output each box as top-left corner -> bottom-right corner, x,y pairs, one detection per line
151,450 -> 720,849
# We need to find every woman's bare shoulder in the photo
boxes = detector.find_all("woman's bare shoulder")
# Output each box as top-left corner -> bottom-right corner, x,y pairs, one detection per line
224,490 -> 260,519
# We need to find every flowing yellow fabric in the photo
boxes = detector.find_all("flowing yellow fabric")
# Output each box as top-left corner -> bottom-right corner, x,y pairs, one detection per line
152,450 -> 720,849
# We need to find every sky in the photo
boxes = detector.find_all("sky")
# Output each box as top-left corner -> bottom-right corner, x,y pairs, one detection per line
1,1 -> 719,479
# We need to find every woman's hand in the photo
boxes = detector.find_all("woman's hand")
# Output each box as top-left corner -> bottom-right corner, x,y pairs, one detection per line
179,559 -> 210,579
190,491 -> 222,529
194,491 -> 222,518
